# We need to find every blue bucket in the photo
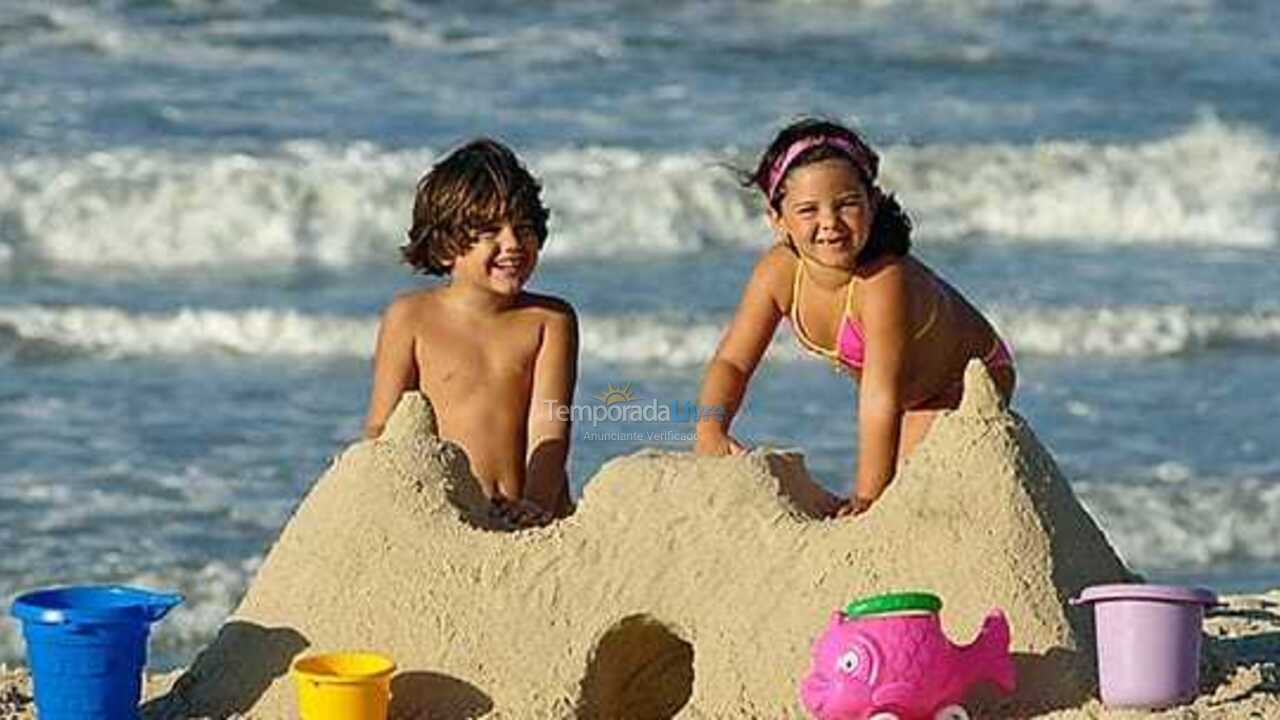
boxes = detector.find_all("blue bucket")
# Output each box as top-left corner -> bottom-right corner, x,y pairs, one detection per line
9,585 -> 182,720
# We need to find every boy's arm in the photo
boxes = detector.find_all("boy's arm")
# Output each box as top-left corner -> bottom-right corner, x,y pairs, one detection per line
694,248 -> 787,455
363,297 -> 419,439
525,303 -> 579,515
849,262 -> 909,510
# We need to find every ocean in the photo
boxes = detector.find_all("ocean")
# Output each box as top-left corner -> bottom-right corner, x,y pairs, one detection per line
1,0 -> 1278,668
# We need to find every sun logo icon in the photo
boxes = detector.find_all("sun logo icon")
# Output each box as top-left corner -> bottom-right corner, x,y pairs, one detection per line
594,383 -> 636,405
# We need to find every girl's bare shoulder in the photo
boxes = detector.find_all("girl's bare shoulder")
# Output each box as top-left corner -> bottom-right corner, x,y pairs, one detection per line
751,244 -> 800,304
758,243 -> 799,276
856,252 -> 910,281
853,255 -> 911,301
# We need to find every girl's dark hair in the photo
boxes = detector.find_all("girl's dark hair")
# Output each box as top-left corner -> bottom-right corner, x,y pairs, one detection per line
402,138 -> 550,275
745,117 -> 911,263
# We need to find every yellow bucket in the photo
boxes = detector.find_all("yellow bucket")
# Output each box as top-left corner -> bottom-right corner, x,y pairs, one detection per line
291,652 -> 396,720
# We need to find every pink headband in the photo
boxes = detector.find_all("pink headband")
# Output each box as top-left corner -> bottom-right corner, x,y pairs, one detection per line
765,135 -> 877,202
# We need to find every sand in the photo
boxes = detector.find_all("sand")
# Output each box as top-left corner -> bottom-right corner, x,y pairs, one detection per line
3,362 -> 1278,718
0,601 -> 1275,717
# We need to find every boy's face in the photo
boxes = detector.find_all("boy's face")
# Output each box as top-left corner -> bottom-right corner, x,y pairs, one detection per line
448,220 -> 540,295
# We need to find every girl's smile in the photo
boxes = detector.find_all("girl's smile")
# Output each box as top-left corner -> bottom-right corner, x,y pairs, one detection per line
770,158 -> 875,272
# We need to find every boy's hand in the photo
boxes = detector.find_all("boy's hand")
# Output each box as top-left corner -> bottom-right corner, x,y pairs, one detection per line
489,496 -> 553,529
694,428 -> 748,457
833,496 -> 874,518
814,492 -> 845,518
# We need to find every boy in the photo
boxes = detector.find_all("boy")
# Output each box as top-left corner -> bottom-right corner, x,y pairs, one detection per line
363,139 -> 577,525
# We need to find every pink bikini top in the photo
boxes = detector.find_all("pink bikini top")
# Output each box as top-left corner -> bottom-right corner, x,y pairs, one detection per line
787,261 -> 939,373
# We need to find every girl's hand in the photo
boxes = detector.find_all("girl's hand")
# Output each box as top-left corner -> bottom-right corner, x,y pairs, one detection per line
694,428 -> 748,457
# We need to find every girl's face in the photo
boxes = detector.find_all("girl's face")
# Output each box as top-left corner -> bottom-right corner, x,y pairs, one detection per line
768,157 -> 875,271
447,220 -> 540,295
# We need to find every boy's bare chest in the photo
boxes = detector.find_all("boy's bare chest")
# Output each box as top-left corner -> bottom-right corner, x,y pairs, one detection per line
414,319 -> 540,393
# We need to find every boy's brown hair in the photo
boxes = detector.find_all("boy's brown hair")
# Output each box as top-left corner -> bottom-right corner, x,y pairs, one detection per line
402,138 -> 550,275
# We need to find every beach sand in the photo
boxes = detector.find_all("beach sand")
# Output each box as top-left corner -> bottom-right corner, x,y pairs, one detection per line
2,595 -> 1277,718
0,597 -> 1276,718
3,363 -> 1277,718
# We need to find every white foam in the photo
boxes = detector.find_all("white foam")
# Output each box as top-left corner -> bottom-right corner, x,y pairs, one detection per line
768,0 -> 1219,15
989,304 -> 1280,357
0,142 -> 414,269
0,1 -> 307,65
887,115 -> 1278,247
3,303 -> 1279,363
0,304 -> 785,365
585,313 -> 818,366
125,558 -> 262,652
384,18 -> 622,61
0,557 -> 262,667
2,118 -> 1273,273
0,305 -> 375,358
536,148 -> 759,257
1077,475 -> 1280,569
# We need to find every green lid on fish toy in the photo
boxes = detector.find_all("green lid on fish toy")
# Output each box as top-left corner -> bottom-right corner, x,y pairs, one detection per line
844,591 -> 943,618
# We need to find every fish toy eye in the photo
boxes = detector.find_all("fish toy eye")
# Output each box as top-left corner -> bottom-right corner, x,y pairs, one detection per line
934,705 -> 970,720
836,650 -> 860,674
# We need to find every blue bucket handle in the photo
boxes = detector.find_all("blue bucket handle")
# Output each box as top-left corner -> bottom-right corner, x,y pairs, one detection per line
9,586 -> 184,627
141,591 -> 183,622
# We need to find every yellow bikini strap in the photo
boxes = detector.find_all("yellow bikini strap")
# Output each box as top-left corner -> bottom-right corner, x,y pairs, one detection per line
843,270 -> 858,318
790,258 -> 806,323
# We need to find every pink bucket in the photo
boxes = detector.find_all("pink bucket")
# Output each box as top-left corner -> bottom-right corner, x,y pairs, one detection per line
1071,584 -> 1218,709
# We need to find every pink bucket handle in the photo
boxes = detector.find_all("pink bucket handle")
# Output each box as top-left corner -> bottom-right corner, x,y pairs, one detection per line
1070,584 -> 1219,607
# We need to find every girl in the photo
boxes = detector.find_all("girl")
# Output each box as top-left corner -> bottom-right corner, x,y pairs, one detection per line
694,118 -> 1014,516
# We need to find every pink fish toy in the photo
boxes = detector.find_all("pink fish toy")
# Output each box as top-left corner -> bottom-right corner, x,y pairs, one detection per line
800,592 -> 1017,720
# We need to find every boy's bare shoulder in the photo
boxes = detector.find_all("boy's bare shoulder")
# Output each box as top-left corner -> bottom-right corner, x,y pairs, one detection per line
381,287 -> 442,327
516,292 -> 578,327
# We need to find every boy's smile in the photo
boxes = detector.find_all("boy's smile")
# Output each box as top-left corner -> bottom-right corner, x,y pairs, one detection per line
489,252 -> 529,285
452,221 -> 540,296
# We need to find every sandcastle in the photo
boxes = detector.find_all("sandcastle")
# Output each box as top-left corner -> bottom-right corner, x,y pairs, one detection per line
144,362 -> 1135,718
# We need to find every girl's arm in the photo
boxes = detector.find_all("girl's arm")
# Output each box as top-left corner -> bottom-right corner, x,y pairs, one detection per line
694,249 -> 788,455
525,303 -> 579,516
363,297 -> 420,439
849,261 -> 910,509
